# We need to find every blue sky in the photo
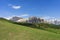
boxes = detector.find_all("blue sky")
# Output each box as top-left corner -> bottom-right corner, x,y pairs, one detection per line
0,0 -> 60,18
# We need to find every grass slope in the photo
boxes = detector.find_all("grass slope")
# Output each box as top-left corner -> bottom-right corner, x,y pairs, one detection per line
0,19 -> 60,40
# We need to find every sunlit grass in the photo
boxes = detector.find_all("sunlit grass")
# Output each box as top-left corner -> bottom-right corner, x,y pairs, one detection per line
0,19 -> 60,40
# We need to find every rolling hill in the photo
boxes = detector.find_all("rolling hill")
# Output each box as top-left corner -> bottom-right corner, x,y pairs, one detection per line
0,18 -> 60,40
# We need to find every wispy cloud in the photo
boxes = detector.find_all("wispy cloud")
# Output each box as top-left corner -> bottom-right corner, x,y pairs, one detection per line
4,17 -> 12,20
4,14 -> 29,20
8,4 -> 21,9
40,16 -> 55,20
20,14 -> 29,17
12,6 -> 21,9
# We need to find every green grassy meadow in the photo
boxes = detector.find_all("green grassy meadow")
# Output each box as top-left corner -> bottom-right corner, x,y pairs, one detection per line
0,19 -> 60,40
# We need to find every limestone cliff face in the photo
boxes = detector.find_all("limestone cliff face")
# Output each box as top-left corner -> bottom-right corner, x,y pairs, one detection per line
17,18 -> 28,22
27,17 -> 44,23
10,16 -> 44,23
10,16 -> 22,22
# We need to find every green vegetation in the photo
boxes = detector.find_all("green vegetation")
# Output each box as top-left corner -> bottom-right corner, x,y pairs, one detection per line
0,18 -> 60,40
12,22 -> 60,34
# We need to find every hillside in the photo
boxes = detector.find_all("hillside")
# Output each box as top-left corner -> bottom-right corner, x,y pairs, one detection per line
0,19 -> 60,40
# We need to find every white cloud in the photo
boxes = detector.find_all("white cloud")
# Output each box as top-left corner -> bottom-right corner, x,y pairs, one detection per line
40,16 -> 55,20
8,4 -> 21,9
4,14 -> 29,20
12,6 -> 21,9
4,17 -> 12,20
20,14 -> 29,17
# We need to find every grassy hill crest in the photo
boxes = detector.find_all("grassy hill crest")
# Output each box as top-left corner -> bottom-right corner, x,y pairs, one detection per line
0,18 -> 60,40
